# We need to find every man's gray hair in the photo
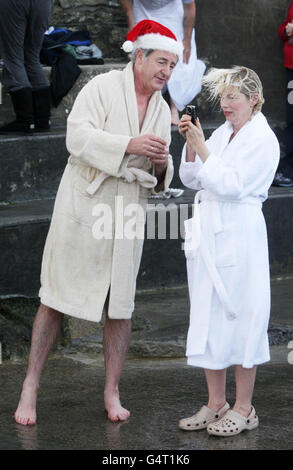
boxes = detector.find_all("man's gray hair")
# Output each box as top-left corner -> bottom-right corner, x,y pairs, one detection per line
130,48 -> 154,63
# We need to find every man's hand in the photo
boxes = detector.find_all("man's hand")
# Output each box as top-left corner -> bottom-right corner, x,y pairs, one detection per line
286,22 -> 293,36
126,134 -> 169,180
126,134 -> 169,163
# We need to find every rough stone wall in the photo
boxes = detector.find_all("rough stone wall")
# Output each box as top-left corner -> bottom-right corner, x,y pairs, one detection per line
50,0 -> 127,59
195,0 -> 290,121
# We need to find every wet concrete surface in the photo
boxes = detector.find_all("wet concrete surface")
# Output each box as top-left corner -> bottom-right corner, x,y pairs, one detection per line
0,347 -> 292,451
69,276 -> 293,358
0,276 -> 292,450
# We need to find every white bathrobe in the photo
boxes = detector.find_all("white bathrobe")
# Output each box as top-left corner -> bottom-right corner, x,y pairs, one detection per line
179,112 -> 280,369
39,62 -> 174,322
133,0 -> 206,111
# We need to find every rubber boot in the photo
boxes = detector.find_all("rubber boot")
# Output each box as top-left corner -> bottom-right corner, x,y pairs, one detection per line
0,87 -> 34,134
32,87 -> 51,132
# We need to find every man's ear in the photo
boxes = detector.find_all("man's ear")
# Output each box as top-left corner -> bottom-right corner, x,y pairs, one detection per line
136,48 -> 144,64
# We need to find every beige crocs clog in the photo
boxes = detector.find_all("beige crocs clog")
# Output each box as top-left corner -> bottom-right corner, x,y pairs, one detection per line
178,402 -> 230,431
207,406 -> 259,437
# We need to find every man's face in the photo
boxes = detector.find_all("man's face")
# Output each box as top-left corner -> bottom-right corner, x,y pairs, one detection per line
136,50 -> 178,93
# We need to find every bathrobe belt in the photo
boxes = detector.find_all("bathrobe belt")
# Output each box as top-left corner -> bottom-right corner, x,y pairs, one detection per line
68,156 -> 158,194
86,166 -> 158,195
185,189 -> 262,321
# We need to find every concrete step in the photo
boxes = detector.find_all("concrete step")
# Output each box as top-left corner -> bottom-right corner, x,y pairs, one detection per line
0,61 -> 287,141
1,187 -> 292,298
68,277 -> 293,359
0,124 -> 214,203
0,118 -> 286,203
0,130 -> 68,202
0,61 -> 216,127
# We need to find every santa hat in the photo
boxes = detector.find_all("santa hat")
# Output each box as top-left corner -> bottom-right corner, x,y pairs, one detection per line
122,19 -> 183,59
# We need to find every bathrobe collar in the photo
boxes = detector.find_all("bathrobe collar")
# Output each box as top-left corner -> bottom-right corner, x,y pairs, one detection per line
122,61 -> 163,136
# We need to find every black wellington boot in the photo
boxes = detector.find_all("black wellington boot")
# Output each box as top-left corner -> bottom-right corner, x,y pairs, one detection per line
32,87 -> 51,132
0,87 -> 34,134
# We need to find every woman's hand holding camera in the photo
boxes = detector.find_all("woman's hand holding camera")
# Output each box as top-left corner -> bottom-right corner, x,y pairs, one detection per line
178,115 -> 210,162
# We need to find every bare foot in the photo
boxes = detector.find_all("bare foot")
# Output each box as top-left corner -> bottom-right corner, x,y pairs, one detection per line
104,389 -> 130,422
14,381 -> 38,426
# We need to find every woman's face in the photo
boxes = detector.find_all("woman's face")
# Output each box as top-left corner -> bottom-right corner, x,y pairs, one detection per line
220,86 -> 257,131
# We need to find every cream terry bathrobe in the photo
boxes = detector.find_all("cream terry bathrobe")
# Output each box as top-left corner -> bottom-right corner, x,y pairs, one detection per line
179,112 -> 280,369
39,62 -> 173,322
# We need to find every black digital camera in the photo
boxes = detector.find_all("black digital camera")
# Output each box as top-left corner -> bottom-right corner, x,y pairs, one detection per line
185,105 -> 198,124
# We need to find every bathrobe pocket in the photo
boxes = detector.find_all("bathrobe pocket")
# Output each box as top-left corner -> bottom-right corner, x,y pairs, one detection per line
68,178 -> 102,227
215,224 -> 237,267
184,217 -> 199,260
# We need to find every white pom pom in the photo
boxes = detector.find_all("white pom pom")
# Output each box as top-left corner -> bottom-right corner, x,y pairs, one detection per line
122,40 -> 134,53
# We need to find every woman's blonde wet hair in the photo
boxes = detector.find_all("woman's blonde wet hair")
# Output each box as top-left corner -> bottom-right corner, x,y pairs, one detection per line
202,66 -> 264,115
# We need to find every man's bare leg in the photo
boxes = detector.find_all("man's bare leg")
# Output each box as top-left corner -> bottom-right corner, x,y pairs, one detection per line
103,313 -> 131,422
14,304 -> 64,426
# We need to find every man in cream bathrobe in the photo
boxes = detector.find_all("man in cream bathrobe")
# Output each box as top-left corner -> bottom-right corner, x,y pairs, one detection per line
14,20 -> 181,425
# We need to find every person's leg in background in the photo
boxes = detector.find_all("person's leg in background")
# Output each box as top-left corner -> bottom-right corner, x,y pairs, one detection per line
283,68 -> 293,177
274,67 -> 293,186
25,0 -> 53,132
0,0 -> 34,134
170,98 -> 180,125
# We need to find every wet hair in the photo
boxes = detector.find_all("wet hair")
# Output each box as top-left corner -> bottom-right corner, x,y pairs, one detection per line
130,48 -> 154,63
202,66 -> 264,114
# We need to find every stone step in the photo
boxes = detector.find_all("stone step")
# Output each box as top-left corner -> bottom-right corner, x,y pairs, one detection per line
0,187 -> 292,298
0,119 -> 286,203
0,130 -> 67,202
0,123 -> 216,203
1,61 -> 287,136
0,61 -> 216,127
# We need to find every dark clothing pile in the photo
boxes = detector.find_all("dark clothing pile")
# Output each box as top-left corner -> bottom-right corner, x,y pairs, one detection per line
40,28 -> 104,106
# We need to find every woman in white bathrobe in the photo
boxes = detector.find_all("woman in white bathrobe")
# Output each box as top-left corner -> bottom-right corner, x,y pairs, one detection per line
178,66 -> 280,437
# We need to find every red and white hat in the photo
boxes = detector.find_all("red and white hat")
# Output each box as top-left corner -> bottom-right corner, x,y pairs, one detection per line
122,19 -> 183,59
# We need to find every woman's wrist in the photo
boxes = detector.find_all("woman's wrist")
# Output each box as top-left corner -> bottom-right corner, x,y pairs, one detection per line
197,144 -> 210,163
185,144 -> 196,162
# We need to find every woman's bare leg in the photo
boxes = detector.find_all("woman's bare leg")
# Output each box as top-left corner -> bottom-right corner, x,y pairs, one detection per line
233,365 -> 257,417
204,368 -> 227,411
